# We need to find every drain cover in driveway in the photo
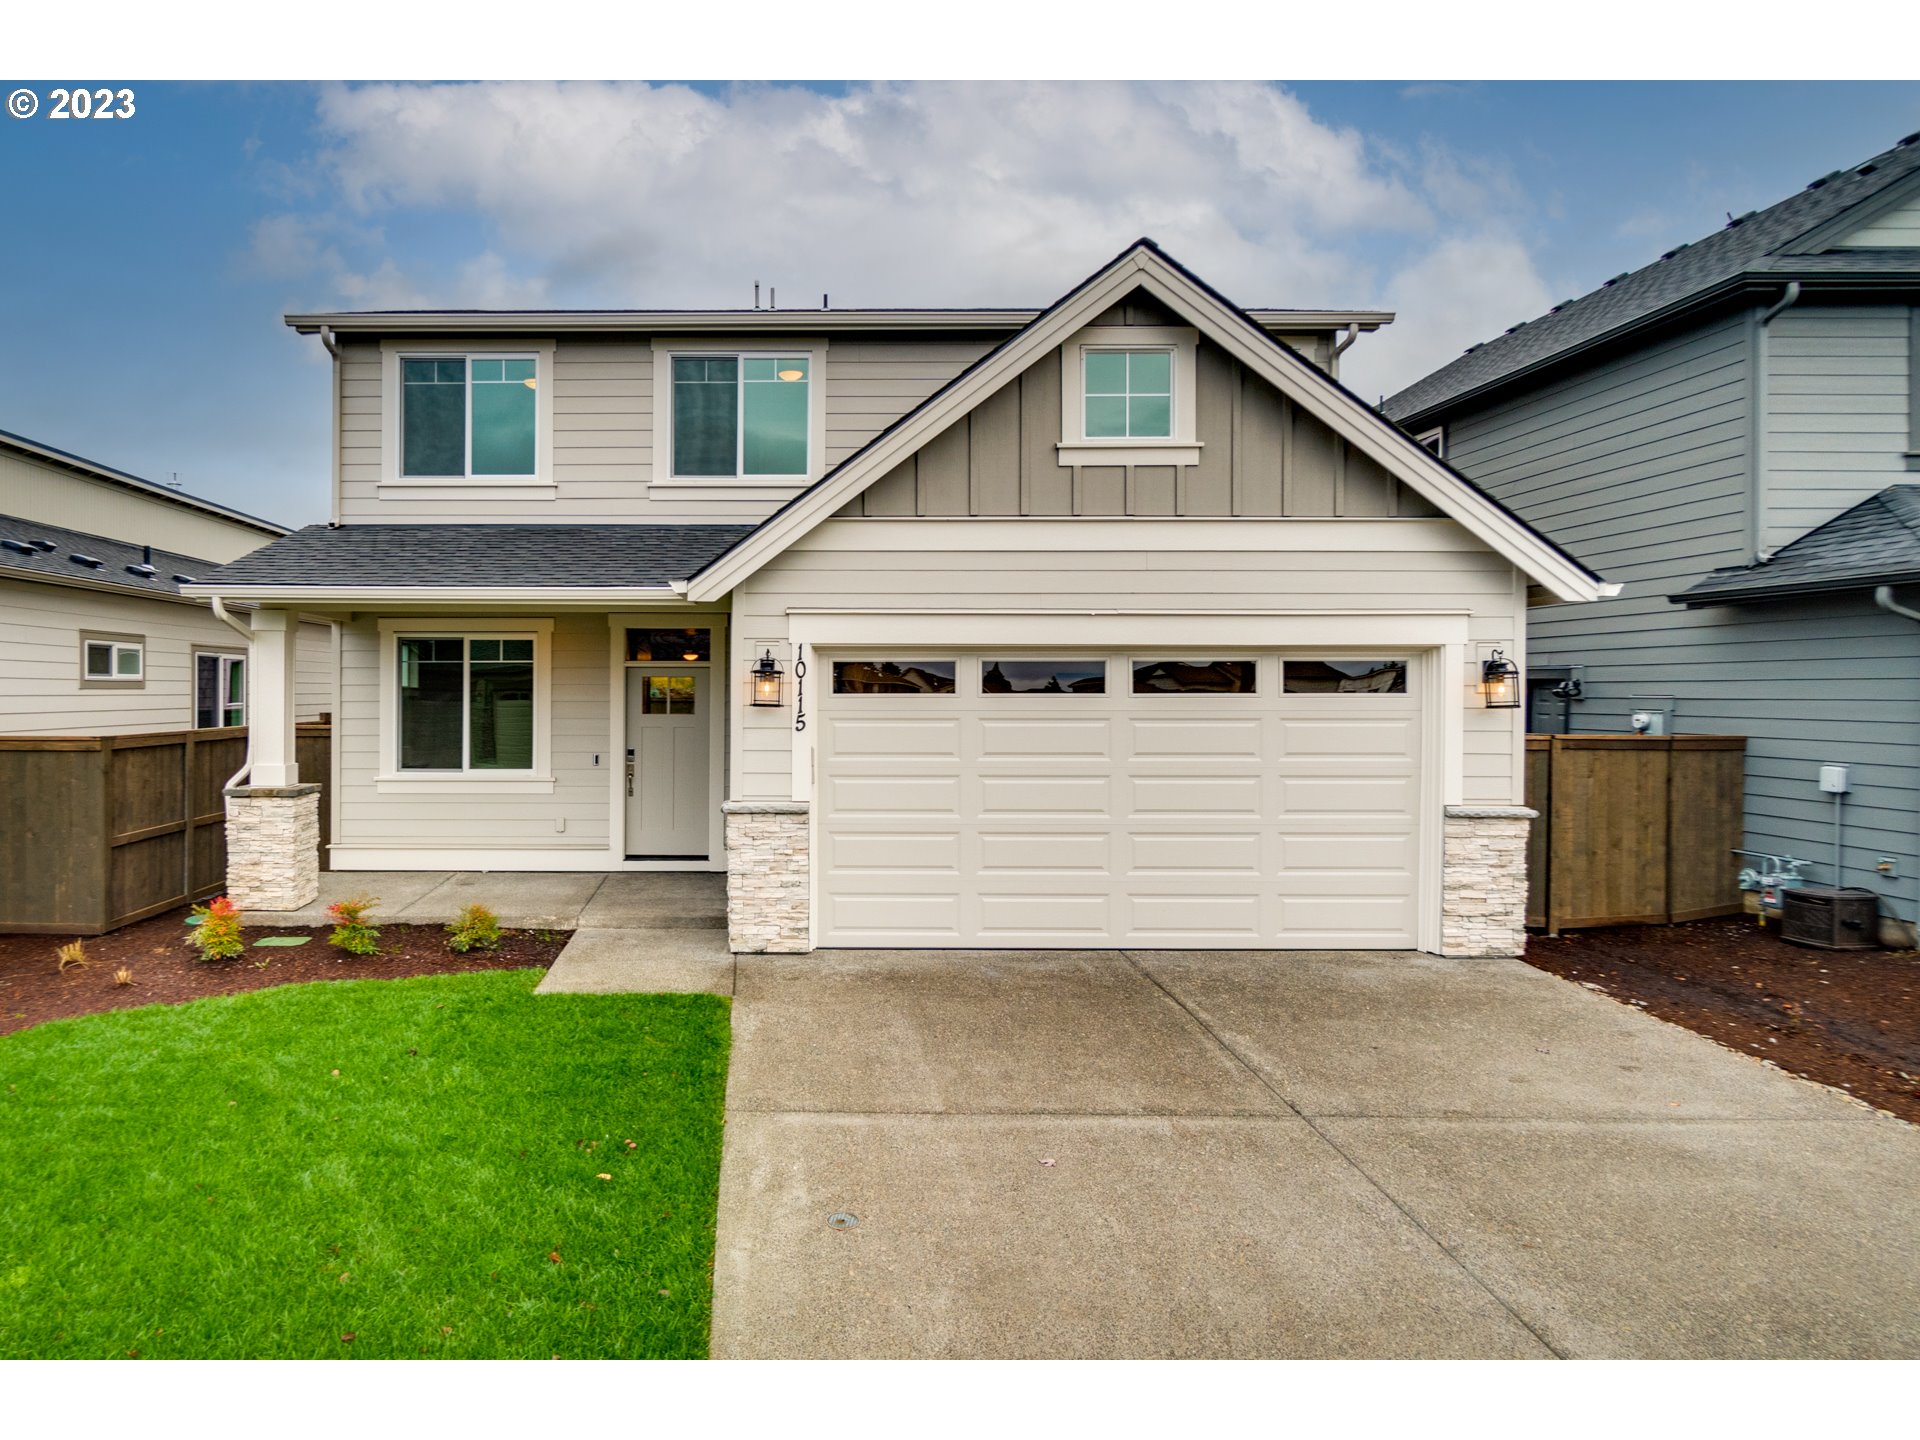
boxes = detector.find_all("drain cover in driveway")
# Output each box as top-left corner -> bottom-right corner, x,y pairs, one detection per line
827,1212 -> 859,1231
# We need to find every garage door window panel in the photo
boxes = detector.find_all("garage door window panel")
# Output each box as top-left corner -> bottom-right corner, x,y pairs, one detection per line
1283,659 -> 1410,695
832,659 -> 957,695
981,660 -> 1106,694
1131,659 -> 1257,694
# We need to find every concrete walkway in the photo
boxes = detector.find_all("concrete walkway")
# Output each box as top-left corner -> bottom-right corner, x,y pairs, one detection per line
711,949 -> 1920,1359
250,871 -> 736,995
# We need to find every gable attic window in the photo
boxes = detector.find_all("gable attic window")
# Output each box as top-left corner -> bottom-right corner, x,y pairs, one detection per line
1058,325 -> 1200,466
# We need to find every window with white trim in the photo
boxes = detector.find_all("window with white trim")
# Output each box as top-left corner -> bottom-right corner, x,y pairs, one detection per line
396,634 -> 537,772
401,354 -> 539,478
81,634 -> 143,684
671,353 -> 811,478
195,652 -> 246,727
1059,325 -> 1200,466
1083,350 -> 1172,438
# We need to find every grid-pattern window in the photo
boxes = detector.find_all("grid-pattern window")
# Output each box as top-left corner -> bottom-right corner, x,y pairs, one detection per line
1084,350 -> 1172,439
672,354 -> 810,477
401,356 -> 537,477
397,635 -> 536,771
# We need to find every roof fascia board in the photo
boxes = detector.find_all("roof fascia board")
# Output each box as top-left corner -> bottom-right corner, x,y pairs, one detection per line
0,433 -> 288,536
1674,571 -> 1920,607
2,568 -> 212,607
691,247 -> 1600,604
287,307 -> 1393,336
181,584 -> 686,605
1779,166 -> 1920,254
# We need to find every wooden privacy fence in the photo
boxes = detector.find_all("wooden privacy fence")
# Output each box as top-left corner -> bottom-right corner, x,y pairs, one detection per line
0,722 -> 331,936
1525,733 -> 1745,934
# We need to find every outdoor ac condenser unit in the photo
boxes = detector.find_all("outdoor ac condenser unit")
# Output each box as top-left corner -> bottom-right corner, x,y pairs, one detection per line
1779,885 -> 1879,951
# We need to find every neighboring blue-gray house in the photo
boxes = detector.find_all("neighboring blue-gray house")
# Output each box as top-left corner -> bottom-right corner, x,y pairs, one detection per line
1385,130 -> 1920,942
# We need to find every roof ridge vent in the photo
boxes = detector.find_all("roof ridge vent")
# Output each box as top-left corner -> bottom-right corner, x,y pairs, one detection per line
126,562 -> 158,578
29,539 -> 55,552
1660,242 -> 1691,260
1603,272 -> 1630,286
2,539 -> 35,556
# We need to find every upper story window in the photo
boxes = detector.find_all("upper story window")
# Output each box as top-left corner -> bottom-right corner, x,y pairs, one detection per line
670,354 -> 811,478
1059,325 -> 1200,467
1084,350 -> 1172,439
402,356 -> 538,478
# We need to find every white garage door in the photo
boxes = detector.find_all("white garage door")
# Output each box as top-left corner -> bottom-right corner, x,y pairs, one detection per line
815,651 -> 1423,949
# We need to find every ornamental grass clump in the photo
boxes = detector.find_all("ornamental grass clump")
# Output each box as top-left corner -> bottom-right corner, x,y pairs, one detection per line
446,903 -> 502,955
56,940 -> 88,973
189,897 -> 246,961
327,898 -> 380,957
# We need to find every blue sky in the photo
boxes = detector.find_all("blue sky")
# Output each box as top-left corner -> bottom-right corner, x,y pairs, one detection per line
2,79 -> 1916,528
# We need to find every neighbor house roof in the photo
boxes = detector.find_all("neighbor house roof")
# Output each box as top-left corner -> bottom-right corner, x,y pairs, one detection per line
0,428 -> 288,537
0,513 -> 220,600
1385,131 -> 1920,425
189,523 -> 756,598
1673,486 -> 1920,606
685,237 -> 1611,605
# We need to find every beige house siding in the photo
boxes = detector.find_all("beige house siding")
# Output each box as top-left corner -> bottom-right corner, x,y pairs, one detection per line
329,611 -> 611,858
839,338 -> 1438,520
335,333 -> 997,526
0,448 -> 278,563
729,518 -> 1525,807
295,619 -> 335,722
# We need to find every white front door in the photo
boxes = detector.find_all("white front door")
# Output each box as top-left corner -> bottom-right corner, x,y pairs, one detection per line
625,666 -> 710,858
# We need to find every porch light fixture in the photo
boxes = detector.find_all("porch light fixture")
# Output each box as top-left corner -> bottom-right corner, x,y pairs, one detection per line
1480,649 -> 1522,709
750,649 -> 786,707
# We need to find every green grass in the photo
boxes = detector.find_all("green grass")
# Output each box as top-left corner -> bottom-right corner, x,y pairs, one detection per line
0,971 -> 730,1358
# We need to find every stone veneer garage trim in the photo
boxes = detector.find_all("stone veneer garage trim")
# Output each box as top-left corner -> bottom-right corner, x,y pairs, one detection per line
723,801 -> 810,953
225,784 -> 321,911
1440,805 -> 1536,958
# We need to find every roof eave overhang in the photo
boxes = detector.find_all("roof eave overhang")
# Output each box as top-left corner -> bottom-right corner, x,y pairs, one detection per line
1394,268 -> 1920,429
685,245 -> 1601,606
3,568 -> 209,606
180,584 -> 690,606
285,308 -> 1394,337
1672,571 -> 1920,607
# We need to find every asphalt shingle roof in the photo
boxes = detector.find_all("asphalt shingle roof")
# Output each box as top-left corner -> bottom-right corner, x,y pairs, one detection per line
197,524 -> 758,589
1384,133 -> 1920,423
0,513 -> 219,596
1672,486 -> 1920,606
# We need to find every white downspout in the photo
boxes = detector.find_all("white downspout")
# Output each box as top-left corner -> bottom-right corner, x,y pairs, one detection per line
319,325 -> 344,528
1329,323 -> 1360,379
1874,584 -> 1920,932
211,595 -> 254,791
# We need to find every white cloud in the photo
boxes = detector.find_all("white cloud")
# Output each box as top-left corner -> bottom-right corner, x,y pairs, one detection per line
260,80 -> 1556,403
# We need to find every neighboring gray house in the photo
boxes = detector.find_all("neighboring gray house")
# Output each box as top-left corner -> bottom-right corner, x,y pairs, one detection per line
188,240 -> 1608,958
0,428 -> 334,736
1385,129 -> 1920,940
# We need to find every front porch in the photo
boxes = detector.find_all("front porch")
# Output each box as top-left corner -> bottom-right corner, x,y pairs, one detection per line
245,868 -> 726,931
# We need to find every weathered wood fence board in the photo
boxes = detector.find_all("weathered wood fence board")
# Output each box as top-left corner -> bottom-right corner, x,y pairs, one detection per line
1525,733 -> 1745,934
0,724 -> 331,935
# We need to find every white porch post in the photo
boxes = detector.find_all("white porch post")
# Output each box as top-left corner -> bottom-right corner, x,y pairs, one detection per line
247,608 -> 299,786
224,607 -> 320,909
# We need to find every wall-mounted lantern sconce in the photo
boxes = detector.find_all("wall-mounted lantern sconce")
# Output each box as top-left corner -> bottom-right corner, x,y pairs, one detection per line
750,649 -> 786,707
1480,649 -> 1522,709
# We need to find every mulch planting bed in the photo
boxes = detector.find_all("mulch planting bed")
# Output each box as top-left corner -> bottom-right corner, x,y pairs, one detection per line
1525,915 -> 1920,1123
0,909 -> 568,1036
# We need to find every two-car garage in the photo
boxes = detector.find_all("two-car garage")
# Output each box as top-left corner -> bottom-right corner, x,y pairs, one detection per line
812,650 -> 1427,949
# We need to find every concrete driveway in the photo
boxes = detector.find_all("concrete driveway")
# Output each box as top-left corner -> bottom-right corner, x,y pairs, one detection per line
711,949 -> 1920,1359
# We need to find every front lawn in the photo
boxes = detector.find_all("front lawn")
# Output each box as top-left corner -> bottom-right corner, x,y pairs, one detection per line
0,970 -> 730,1358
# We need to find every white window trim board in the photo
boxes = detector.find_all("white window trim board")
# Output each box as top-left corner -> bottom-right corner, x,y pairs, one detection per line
191,646 -> 248,728
379,339 -> 556,488
650,337 -> 830,489
1058,324 -> 1201,467
374,617 -> 554,792
79,631 -> 145,688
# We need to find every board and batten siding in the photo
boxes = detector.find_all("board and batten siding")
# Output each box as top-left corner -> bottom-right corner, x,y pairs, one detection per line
839,337 -> 1440,520
1762,305 -> 1912,554
0,579 -> 332,735
335,334 -> 996,526
1445,305 -> 1920,924
729,520 -> 1525,807
330,612 -> 611,857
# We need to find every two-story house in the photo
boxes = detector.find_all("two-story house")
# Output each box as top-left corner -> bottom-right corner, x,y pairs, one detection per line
1384,130 -> 1920,943
0,427 -> 333,736
191,240 -> 1609,957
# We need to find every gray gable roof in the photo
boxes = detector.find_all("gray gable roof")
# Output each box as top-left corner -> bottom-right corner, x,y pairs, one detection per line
0,513 -> 218,597
197,524 -> 757,589
1385,131 -> 1920,424
1673,486 -> 1920,606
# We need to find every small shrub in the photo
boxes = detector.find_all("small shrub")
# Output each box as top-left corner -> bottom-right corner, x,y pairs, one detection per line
446,903 -> 502,954
189,897 -> 246,961
327,897 -> 380,957
56,940 -> 88,973
113,967 -> 134,988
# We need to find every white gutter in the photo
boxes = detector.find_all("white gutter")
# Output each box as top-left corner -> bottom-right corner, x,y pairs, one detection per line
210,596 -> 255,790
183,585 -> 686,605
1760,281 -> 1803,327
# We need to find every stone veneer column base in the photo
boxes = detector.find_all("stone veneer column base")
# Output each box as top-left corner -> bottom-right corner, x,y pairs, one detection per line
225,784 -> 322,911
723,801 -> 811,954
1440,804 -> 1536,958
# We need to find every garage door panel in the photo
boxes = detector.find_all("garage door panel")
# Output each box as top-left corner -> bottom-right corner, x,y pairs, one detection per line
977,831 -> 1112,873
828,831 -> 962,873
1125,831 -> 1262,873
817,650 -> 1424,950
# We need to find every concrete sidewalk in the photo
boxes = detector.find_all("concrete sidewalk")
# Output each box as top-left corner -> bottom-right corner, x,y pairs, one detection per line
711,949 -> 1920,1359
